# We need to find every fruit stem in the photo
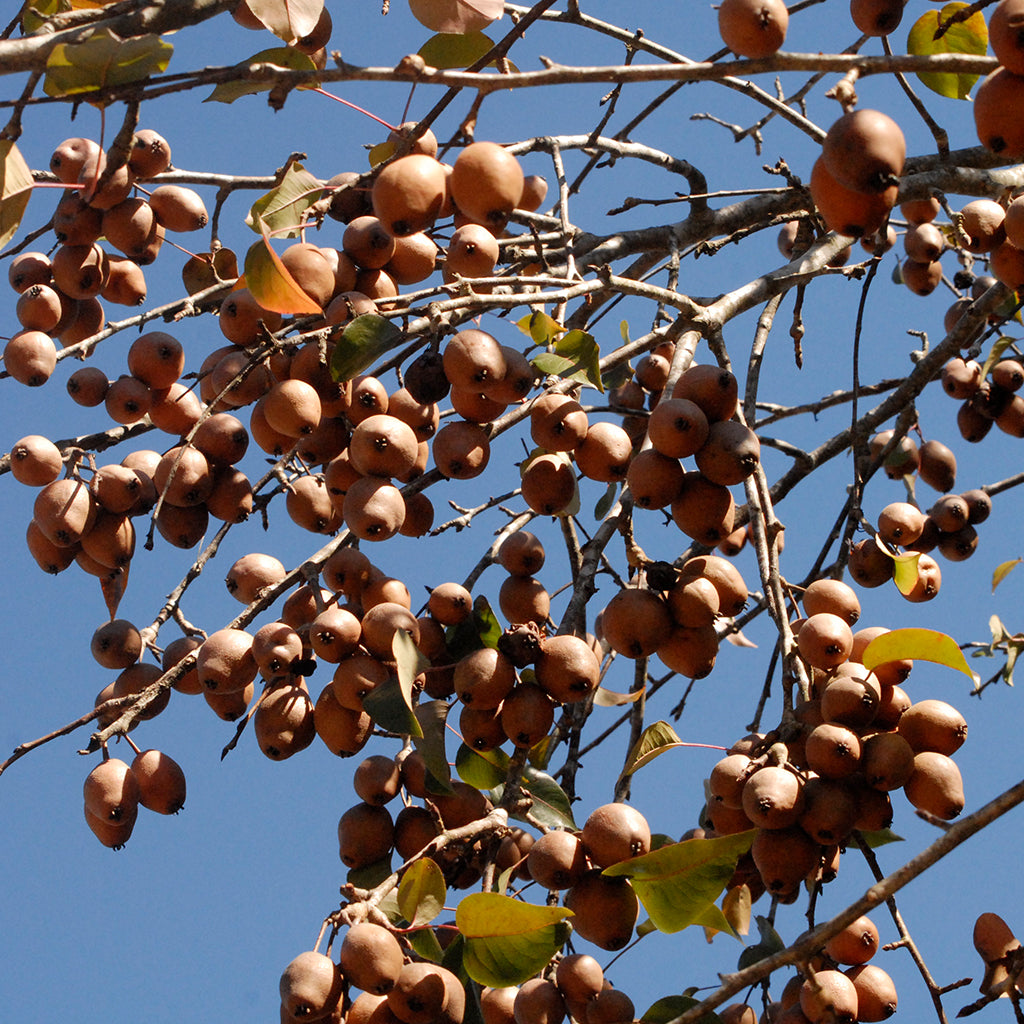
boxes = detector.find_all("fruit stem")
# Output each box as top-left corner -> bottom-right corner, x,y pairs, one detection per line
311,88 -> 397,132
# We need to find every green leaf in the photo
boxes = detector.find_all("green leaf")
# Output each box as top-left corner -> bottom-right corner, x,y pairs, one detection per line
737,915 -> 785,969
362,633 -> 425,740
619,721 -> 686,780
695,900 -> 738,939
243,224 -> 322,315
245,160 -> 323,237
348,854 -> 393,889
0,141 -> 33,253
44,28 -> 172,102
412,700 -> 453,792
642,995 -> 723,1024
518,765 -> 576,830
992,558 -> 1021,592
861,627 -> 977,682
330,314 -> 405,382
456,742 -> 509,790
457,893 -> 573,987
244,0 -> 324,41
594,481 -> 618,520
418,32 -> 495,69
620,320 -> 631,344
906,3 -> 988,100
603,360 -> 633,391
517,310 -> 565,345
398,858 -> 447,927
531,330 -> 603,392
603,831 -> 756,934
859,828 -> 904,848
408,926 -> 446,962
205,47 -> 318,104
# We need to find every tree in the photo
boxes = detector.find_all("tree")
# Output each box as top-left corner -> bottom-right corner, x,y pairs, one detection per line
2,0 -> 1024,1020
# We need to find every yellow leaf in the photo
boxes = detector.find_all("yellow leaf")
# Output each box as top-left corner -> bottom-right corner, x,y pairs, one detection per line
891,550 -> 922,596
992,558 -> 1022,593
861,627 -> 977,682
593,686 -> 644,707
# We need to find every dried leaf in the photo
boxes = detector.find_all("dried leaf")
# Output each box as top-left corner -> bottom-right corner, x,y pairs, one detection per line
245,0 -> 324,42
992,558 -> 1021,592
0,141 -> 33,252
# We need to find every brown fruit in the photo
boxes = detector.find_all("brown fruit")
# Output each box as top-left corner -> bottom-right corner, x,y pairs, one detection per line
875,501 -> 924,546
581,802 -> 651,866
741,765 -> 805,829
16,283 -> 62,332
432,420 -> 490,479
128,128 -> 171,178
4,330 -> 57,387
656,623 -> 719,679
498,531 -> 545,575
600,588 -> 673,658
845,964 -> 898,1021
196,628 -> 257,693
500,682 -> 555,747
805,722 -> 862,779
679,554 -> 748,616
521,453 -> 577,516
799,970 -> 859,1024
513,979 -> 565,1024
717,0 -> 789,57
149,185 -> 208,232
10,434 -> 62,487
976,67 -> 1024,158
694,420 -> 761,485
904,751 -> 965,819
332,653 -> 390,711
535,633 -> 601,703
33,477 -> 97,547
802,578 -> 860,626
279,242 -> 337,308
898,699 -> 967,755
84,757 -> 140,823
918,439 -> 957,492
339,922 -> 404,996
343,476 -> 407,540
903,222 -> 945,263
850,0 -> 905,35
809,156 -> 896,238
450,142 -> 524,231
131,749 -> 187,814
673,364 -> 739,423
847,539 -> 894,588
527,830 -> 588,890
350,413 -> 419,479
751,826 -> 819,898
372,154 -> 447,236
670,472 -> 736,545
314,685 -> 373,756
454,647 -> 517,709
338,802 -> 394,870
823,109 -> 905,194
798,776 -> 859,844
648,397 -> 710,457
564,871 -> 639,950
825,915 -> 880,966
279,951 -> 344,1021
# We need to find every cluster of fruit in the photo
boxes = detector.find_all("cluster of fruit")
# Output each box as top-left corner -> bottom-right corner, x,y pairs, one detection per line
941,350 -> 1024,444
13,392 -> 259,580
280,923 -> 634,1024
3,132 -> 207,388
595,553 -> 748,682
765,914 -> 899,1024
705,578 -> 967,901
82,747 -> 186,848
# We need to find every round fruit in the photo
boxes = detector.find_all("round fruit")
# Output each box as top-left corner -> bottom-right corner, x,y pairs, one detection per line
718,0 -> 789,58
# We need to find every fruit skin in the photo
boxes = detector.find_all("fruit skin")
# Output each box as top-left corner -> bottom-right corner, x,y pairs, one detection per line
823,109 -> 906,194
975,67 -> 1024,158
991,0 -> 1024,76
718,0 -> 789,58
450,141 -> 524,231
